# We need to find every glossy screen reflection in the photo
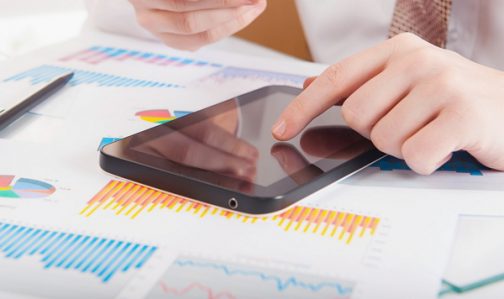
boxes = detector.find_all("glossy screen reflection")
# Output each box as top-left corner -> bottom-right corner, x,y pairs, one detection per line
130,88 -> 373,193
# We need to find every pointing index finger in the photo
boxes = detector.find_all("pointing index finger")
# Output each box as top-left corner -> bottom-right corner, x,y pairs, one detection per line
272,37 -> 403,141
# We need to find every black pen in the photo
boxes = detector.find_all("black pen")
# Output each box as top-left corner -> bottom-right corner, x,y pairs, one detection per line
0,72 -> 74,131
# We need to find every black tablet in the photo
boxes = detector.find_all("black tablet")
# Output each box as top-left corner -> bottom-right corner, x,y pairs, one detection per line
100,86 -> 384,215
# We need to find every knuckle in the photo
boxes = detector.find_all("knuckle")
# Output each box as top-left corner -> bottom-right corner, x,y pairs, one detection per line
389,32 -> 428,56
341,103 -> 367,134
411,48 -> 437,65
157,34 -> 195,51
179,147 -> 194,164
401,141 -> 434,175
435,70 -> 460,88
198,129 -> 214,145
392,32 -> 423,45
443,103 -> 473,126
287,99 -> 306,117
167,144 -> 191,164
233,11 -> 248,26
370,126 -> 391,154
324,63 -> 346,86
174,12 -> 199,34
197,30 -> 220,45
165,0 -> 188,12
219,0 -> 234,6
136,11 -> 154,30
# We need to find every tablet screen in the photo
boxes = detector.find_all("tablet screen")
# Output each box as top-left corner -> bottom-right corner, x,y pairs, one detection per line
120,86 -> 374,195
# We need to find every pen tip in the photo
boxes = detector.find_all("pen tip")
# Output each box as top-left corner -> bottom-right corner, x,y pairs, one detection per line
62,72 -> 74,82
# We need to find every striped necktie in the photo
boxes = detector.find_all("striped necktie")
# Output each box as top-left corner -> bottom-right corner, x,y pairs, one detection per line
389,0 -> 452,48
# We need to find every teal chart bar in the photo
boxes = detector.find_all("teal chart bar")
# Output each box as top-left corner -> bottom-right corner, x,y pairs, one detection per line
0,222 -> 157,283
3,65 -> 180,89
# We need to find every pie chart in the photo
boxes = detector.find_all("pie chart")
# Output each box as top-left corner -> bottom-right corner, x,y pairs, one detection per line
135,109 -> 175,124
0,175 -> 56,199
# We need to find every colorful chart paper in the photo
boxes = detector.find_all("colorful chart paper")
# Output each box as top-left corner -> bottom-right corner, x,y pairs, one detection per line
147,256 -> 354,299
0,175 -> 56,199
4,65 -> 179,89
0,221 -> 157,283
80,180 -> 379,244
59,45 -> 223,69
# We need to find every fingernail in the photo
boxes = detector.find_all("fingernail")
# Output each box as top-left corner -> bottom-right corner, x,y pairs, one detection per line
272,120 -> 286,137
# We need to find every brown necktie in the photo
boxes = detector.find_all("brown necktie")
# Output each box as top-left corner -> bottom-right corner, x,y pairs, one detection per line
389,0 -> 452,48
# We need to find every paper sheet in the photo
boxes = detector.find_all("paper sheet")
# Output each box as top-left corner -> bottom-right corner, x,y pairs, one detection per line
440,215 -> 504,299
0,31 -> 502,298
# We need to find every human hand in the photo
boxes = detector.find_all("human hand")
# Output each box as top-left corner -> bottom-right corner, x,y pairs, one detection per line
129,0 -> 267,50
271,126 -> 373,185
272,33 -> 504,175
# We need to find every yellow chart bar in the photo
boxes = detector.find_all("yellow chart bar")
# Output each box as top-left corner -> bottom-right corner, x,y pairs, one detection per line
82,180 -> 381,244
321,211 -> 337,236
312,210 -> 328,234
294,208 -> 310,231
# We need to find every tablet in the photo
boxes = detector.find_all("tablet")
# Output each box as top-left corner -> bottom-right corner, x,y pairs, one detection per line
100,86 -> 384,215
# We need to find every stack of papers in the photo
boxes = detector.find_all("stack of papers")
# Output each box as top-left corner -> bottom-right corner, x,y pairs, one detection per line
0,32 -> 503,299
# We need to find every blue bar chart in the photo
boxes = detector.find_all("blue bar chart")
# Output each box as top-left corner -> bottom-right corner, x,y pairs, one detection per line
0,221 -> 157,283
3,65 -> 180,89
202,66 -> 307,87
370,151 -> 488,176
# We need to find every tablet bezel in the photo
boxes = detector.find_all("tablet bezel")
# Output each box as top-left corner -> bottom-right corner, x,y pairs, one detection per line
100,86 -> 385,214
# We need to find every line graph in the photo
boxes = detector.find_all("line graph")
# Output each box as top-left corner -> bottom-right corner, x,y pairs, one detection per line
173,259 -> 352,293
3,65 -> 180,89
147,256 -> 353,299
440,215 -> 504,297
60,45 -> 223,69
159,282 -> 237,299
80,180 -> 379,244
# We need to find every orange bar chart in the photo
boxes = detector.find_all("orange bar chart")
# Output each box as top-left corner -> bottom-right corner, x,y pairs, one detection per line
80,180 -> 380,244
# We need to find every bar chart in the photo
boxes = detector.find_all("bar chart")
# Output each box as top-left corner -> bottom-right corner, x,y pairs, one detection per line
80,180 -> 380,244
60,45 -> 223,69
0,220 -> 167,299
3,65 -> 180,89
0,221 -> 157,283
201,66 -> 306,87
371,151 -> 488,176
